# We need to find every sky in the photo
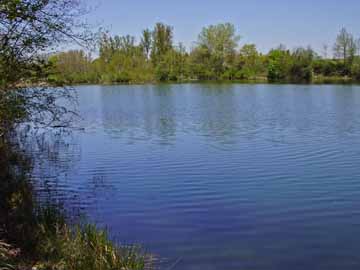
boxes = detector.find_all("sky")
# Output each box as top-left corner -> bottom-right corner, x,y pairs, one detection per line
85,0 -> 360,54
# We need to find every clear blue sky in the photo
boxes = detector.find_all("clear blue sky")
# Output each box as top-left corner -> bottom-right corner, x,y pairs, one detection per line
86,0 -> 360,54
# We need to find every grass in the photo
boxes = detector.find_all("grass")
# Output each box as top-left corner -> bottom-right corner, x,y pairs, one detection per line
1,204 -> 150,270
34,217 -> 147,270
313,75 -> 355,84
1,219 -> 149,270
0,241 -> 16,270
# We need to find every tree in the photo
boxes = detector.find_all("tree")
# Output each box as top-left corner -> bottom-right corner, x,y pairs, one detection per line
140,29 -> 152,59
267,46 -> 291,82
267,46 -> 314,83
151,23 -> 173,65
154,44 -> 188,82
50,50 -> 92,83
288,47 -> 314,83
236,44 -> 264,79
351,58 -> 360,81
188,45 -> 215,80
333,28 -> 357,65
196,23 -> 240,75
0,0 -> 92,135
97,33 -> 153,83
140,29 -> 152,60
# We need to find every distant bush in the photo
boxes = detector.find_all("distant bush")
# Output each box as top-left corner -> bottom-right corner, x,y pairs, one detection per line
351,60 -> 360,81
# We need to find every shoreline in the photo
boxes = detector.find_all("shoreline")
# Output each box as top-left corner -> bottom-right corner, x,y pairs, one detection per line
49,74 -> 360,87
63,79 -> 360,88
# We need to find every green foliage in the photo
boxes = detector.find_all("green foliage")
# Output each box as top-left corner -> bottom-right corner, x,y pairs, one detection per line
197,23 -> 240,58
50,50 -> 93,84
288,47 -> 314,83
235,44 -> 265,80
96,33 -> 155,84
188,45 -> 215,80
140,29 -> 152,60
0,0 -> 95,136
35,222 -> 146,270
332,27 -> 359,78
313,59 -> 348,77
334,28 -> 358,65
151,23 -> 173,65
49,24 -> 360,85
351,58 -> 360,81
196,23 -> 240,77
267,46 -> 315,83
267,47 -> 291,82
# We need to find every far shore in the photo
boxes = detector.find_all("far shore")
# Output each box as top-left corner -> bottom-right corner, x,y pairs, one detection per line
55,77 -> 360,88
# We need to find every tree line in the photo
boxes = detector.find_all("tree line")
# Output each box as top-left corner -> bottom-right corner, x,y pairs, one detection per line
49,23 -> 360,84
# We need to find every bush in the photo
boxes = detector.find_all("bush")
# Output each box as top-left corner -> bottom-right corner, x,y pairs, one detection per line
267,49 -> 291,82
234,68 -> 252,80
289,64 -> 313,83
351,61 -> 360,81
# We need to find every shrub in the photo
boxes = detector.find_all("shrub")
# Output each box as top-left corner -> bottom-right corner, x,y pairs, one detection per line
351,60 -> 360,81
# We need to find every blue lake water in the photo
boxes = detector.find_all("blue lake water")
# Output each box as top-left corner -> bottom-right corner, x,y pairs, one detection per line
34,84 -> 360,270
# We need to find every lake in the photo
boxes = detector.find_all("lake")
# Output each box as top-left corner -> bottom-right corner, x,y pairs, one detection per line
33,84 -> 360,270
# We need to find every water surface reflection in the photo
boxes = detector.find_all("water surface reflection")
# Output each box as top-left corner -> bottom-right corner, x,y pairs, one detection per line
34,84 -> 360,270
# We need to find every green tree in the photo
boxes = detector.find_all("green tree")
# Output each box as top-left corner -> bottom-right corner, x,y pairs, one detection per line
288,47 -> 314,83
50,50 -> 92,83
351,58 -> 360,81
151,23 -> 173,65
267,46 -> 291,82
0,0 -> 92,135
333,28 -> 357,66
188,45 -> 215,80
154,44 -> 188,82
140,29 -> 152,60
97,33 -> 154,83
196,23 -> 240,77
236,44 -> 264,79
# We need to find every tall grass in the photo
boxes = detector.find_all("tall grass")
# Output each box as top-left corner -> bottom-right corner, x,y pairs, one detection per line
34,219 -> 147,270
0,240 -> 18,270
